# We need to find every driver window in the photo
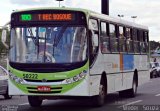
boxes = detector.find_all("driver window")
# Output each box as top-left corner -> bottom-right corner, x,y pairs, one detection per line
89,18 -> 99,66
89,19 -> 99,54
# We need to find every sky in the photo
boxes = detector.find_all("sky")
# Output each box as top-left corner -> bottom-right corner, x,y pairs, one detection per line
0,0 -> 159,41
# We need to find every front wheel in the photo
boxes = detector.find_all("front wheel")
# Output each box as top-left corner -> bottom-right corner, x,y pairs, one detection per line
28,96 -> 43,107
92,79 -> 106,107
3,88 -> 12,99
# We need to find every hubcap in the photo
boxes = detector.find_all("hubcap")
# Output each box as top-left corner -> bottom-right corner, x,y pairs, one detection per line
99,84 -> 105,98
133,81 -> 137,94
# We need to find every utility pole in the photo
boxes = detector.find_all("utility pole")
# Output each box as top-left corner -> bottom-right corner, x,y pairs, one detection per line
55,0 -> 64,7
101,0 -> 109,15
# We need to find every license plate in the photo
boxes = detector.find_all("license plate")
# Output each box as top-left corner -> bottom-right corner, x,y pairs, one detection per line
37,86 -> 51,92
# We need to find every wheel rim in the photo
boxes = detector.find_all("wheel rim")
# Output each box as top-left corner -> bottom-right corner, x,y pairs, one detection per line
99,84 -> 105,99
133,81 -> 137,94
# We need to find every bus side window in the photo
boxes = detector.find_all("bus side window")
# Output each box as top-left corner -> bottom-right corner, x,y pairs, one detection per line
133,29 -> 140,53
109,24 -> 118,52
119,26 -> 126,52
140,30 -> 146,53
89,19 -> 99,65
126,28 -> 134,53
89,19 -> 99,50
144,31 -> 149,53
100,22 -> 110,53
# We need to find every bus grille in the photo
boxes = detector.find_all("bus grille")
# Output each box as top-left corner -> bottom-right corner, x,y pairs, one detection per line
28,91 -> 61,94
24,79 -> 64,82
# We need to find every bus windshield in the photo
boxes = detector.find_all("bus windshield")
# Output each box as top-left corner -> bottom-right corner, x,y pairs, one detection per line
10,26 -> 87,64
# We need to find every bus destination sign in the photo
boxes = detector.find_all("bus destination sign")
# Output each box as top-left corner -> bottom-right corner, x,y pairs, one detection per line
20,13 -> 74,22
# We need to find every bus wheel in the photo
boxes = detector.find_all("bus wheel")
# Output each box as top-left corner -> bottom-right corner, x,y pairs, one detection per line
3,88 -> 12,99
92,79 -> 106,107
28,96 -> 43,107
119,90 -> 127,98
128,77 -> 137,97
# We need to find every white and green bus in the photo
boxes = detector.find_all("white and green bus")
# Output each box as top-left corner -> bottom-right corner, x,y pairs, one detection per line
1,7 -> 149,107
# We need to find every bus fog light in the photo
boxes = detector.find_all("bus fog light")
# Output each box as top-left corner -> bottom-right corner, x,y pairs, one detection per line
66,79 -> 72,84
79,70 -> 87,79
73,76 -> 79,82
18,78 -> 24,84
14,78 -> 19,83
79,72 -> 85,78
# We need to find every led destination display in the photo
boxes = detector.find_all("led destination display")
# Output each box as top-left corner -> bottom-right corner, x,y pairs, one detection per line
20,13 -> 74,22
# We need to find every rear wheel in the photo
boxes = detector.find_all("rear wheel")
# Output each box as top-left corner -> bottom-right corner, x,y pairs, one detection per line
28,96 -> 43,107
119,75 -> 137,98
127,76 -> 137,97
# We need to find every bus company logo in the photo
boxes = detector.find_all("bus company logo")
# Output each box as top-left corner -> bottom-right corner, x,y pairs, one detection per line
42,78 -> 47,82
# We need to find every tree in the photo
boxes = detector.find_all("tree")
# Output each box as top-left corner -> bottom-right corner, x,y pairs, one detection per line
149,41 -> 160,51
0,29 -> 6,55
0,29 -> 10,56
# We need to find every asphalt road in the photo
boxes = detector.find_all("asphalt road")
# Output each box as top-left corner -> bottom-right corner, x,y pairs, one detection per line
1,78 -> 160,111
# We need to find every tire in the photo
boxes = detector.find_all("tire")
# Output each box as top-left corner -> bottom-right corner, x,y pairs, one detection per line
92,78 -> 106,107
119,90 -> 127,98
119,76 -> 137,98
153,70 -> 157,78
150,73 -> 153,79
158,71 -> 160,77
127,77 -> 137,97
3,88 -> 12,99
28,96 -> 43,107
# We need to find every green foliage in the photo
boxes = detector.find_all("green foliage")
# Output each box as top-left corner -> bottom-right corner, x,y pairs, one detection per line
0,29 -> 10,56
0,29 -> 6,55
149,41 -> 160,51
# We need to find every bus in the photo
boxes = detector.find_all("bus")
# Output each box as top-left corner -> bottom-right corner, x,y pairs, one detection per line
1,7 -> 149,107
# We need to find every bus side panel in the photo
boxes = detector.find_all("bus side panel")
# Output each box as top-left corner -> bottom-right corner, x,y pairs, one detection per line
134,55 -> 150,86
103,54 -> 123,92
138,71 -> 150,86
123,72 -> 134,89
107,74 -> 115,93
89,75 -> 101,96
89,52 -> 103,96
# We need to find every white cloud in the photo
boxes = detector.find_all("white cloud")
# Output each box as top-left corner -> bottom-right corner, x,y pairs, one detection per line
0,0 -> 159,41
64,0 -> 101,12
109,0 -> 160,41
9,0 -> 52,6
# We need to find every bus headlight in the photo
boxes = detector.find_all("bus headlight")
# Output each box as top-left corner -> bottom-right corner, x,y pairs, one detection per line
9,72 -> 25,84
66,78 -> 73,84
64,70 -> 87,84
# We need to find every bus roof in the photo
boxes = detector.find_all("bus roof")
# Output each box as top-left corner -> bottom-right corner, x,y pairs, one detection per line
13,7 -> 148,30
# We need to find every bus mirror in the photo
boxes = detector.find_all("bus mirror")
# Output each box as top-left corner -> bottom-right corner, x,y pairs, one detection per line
89,30 -> 98,47
93,34 -> 98,47
1,30 -> 9,49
